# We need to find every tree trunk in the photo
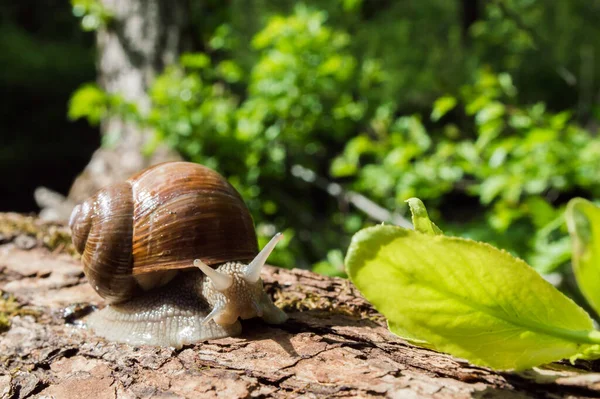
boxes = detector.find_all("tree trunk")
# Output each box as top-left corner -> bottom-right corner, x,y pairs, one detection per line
53,0 -> 188,218
2,213 -> 600,398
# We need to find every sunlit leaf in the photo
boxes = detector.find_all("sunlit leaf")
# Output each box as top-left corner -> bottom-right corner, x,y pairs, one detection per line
431,95 -> 457,122
566,198 -> 600,316
68,84 -> 108,125
346,224 -> 599,370
180,53 -> 211,69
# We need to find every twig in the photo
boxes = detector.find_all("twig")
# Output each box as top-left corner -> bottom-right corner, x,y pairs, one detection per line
290,164 -> 413,229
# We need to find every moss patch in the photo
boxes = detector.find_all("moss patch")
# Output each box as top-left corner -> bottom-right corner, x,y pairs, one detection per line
0,291 -> 38,332
0,213 -> 76,256
272,286 -> 383,322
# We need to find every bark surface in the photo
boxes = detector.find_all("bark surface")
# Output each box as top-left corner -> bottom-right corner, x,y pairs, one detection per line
1,214 -> 600,398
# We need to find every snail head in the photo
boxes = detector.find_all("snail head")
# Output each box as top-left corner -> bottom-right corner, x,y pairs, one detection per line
195,233 -> 288,326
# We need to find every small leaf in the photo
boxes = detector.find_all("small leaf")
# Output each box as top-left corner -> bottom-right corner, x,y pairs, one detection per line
571,344 -> 600,362
217,60 -> 244,83
68,84 -> 108,125
180,53 -> 211,69
313,249 -> 347,278
394,116 -> 431,151
431,95 -> 457,122
525,196 -> 557,228
478,175 -> 509,204
330,156 -> 358,177
566,198 -> 600,315
405,198 -> 442,235
346,224 -> 598,370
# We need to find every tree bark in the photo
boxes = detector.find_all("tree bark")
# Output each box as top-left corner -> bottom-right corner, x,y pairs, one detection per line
1,213 -> 600,398
62,0 -> 188,212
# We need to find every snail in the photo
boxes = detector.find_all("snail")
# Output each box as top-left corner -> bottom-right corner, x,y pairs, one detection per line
69,161 -> 288,348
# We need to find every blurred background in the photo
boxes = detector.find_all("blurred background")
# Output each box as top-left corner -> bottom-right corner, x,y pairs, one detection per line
1,0 -> 600,282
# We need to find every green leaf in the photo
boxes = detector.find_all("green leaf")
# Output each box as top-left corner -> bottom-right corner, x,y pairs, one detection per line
430,95 -> 457,122
345,224 -> 599,370
180,53 -> 211,69
478,175 -> 509,204
405,198 -> 442,235
395,116 -> 431,151
330,156 -> 358,178
571,344 -> 600,362
525,196 -> 557,228
313,250 -> 347,278
387,320 -> 434,349
217,60 -> 244,83
68,83 -> 108,125
71,0 -> 112,31
566,198 -> 600,315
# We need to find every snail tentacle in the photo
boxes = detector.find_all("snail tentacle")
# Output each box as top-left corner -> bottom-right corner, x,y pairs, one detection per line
202,302 -> 225,325
194,259 -> 233,291
252,299 -> 264,317
243,232 -> 284,283
257,290 -> 288,324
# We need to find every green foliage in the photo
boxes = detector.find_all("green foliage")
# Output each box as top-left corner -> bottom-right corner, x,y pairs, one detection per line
471,0 -> 600,109
312,249 -> 347,278
68,1 -> 600,278
68,84 -> 108,125
333,67 -> 600,273
69,83 -> 140,151
346,201 -> 600,371
70,0 -> 112,31
566,198 -> 600,316
430,96 -> 457,122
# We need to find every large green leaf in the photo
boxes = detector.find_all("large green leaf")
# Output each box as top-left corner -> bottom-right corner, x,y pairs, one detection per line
346,225 -> 599,370
566,198 -> 600,315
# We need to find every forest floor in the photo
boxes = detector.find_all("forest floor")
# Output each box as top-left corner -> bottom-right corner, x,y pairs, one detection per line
1,213 -> 600,398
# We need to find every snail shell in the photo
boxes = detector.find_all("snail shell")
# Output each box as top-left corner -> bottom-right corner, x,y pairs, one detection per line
69,161 -> 287,347
69,161 -> 258,303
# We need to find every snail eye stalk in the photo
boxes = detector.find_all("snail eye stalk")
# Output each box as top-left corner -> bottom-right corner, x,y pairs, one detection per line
194,259 -> 233,291
243,233 -> 284,283
201,303 -> 225,325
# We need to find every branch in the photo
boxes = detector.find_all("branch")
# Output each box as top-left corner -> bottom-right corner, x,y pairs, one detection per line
291,164 -> 413,228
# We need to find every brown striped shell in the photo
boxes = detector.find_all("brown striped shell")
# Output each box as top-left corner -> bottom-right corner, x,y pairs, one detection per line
69,162 -> 259,304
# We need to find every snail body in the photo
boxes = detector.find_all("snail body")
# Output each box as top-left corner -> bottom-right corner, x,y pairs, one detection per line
70,162 -> 287,348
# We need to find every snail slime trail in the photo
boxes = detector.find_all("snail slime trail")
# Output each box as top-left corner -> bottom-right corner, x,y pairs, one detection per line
70,162 -> 288,347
